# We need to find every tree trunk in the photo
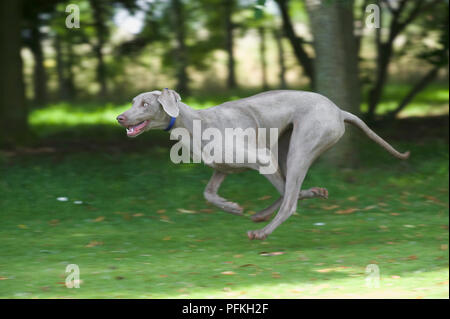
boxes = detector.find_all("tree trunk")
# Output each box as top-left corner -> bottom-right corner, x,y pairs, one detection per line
306,0 -> 361,166
89,0 -> 108,99
273,29 -> 287,89
224,0 -> 237,89
30,24 -> 47,106
65,39 -> 76,100
0,0 -> 29,146
172,0 -> 189,95
275,0 -> 314,87
55,35 -> 76,101
258,27 -> 268,91
55,35 -> 66,100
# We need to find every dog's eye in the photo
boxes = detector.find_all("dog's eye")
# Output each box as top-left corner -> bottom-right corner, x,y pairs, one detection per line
143,102 -> 149,107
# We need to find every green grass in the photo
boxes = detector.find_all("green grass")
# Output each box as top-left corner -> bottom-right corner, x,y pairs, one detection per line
0,84 -> 448,298
0,133 -> 448,298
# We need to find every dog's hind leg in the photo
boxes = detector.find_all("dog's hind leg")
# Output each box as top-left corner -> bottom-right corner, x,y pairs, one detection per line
251,132 -> 328,223
204,170 -> 243,215
251,186 -> 328,222
247,119 -> 341,239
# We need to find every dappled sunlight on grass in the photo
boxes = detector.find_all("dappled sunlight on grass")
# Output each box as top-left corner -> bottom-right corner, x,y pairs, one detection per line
360,83 -> 449,117
30,84 -> 448,135
30,102 -> 130,126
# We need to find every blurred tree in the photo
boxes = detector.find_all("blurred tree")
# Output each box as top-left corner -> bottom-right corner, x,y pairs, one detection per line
273,28 -> 287,89
171,0 -> 190,95
305,0 -> 361,165
224,0 -> 237,89
275,0 -> 314,87
118,0 -> 238,93
386,4 -> 449,118
366,0 -> 444,121
258,26 -> 268,90
89,0 -> 110,99
22,0 -> 60,105
0,0 -> 29,145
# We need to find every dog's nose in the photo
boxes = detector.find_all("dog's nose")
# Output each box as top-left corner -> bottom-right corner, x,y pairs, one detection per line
116,115 -> 126,123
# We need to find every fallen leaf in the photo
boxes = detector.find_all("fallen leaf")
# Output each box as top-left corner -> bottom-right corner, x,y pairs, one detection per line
233,254 -> 244,258
335,208 -> 358,215
440,244 -> 448,250
163,236 -> 172,241
0,277 -> 8,280
259,251 -> 285,256
49,219 -> 59,226
221,271 -> 236,275
86,241 -> 103,248
322,205 -> 339,210
390,213 -> 400,216
316,268 -> 332,273
156,209 -> 166,214
177,208 -> 196,214
422,195 -> 444,205
391,275 -> 401,279
271,272 -> 281,278
347,196 -> 358,201
407,255 -> 418,260
93,216 -> 105,222
257,195 -> 272,201
17,224 -> 28,229
133,213 -> 144,217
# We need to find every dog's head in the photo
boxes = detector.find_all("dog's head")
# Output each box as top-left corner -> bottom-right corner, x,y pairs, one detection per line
116,88 -> 181,137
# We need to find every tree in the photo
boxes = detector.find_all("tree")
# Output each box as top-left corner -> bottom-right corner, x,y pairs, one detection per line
273,28 -> 287,89
89,0 -> 110,99
22,0 -> 61,105
171,0 -> 190,95
366,0 -> 444,121
275,0 -> 314,87
224,0 -> 237,89
305,0 -> 361,165
0,0 -> 29,145
385,4 -> 449,118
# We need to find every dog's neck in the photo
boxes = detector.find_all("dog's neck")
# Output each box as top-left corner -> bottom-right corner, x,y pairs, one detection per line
172,102 -> 204,134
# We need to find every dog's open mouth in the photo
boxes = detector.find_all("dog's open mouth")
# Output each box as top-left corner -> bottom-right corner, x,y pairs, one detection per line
126,120 -> 150,137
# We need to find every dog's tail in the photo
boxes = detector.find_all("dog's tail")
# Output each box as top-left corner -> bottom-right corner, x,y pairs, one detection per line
341,110 -> 410,160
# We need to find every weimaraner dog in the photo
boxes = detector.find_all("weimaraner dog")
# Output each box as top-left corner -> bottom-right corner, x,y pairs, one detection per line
117,88 -> 409,240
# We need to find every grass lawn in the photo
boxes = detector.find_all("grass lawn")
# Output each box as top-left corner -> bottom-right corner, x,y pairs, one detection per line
0,86 -> 448,299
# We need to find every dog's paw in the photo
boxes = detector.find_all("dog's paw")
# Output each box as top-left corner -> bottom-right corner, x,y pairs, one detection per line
251,213 -> 272,223
310,187 -> 328,199
222,201 -> 243,215
247,229 -> 268,240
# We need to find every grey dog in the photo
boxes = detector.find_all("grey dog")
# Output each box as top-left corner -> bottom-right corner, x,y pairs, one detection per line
117,88 -> 409,240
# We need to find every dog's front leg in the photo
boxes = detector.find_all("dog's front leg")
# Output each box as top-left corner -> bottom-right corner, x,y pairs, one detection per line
204,170 -> 243,215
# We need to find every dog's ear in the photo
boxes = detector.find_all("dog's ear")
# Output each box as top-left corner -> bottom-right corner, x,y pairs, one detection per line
157,88 -> 180,117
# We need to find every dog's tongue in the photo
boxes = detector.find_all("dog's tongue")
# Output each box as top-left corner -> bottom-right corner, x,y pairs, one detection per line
126,120 -> 149,136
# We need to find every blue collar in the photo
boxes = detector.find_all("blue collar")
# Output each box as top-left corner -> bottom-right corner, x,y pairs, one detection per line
164,117 -> 176,131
